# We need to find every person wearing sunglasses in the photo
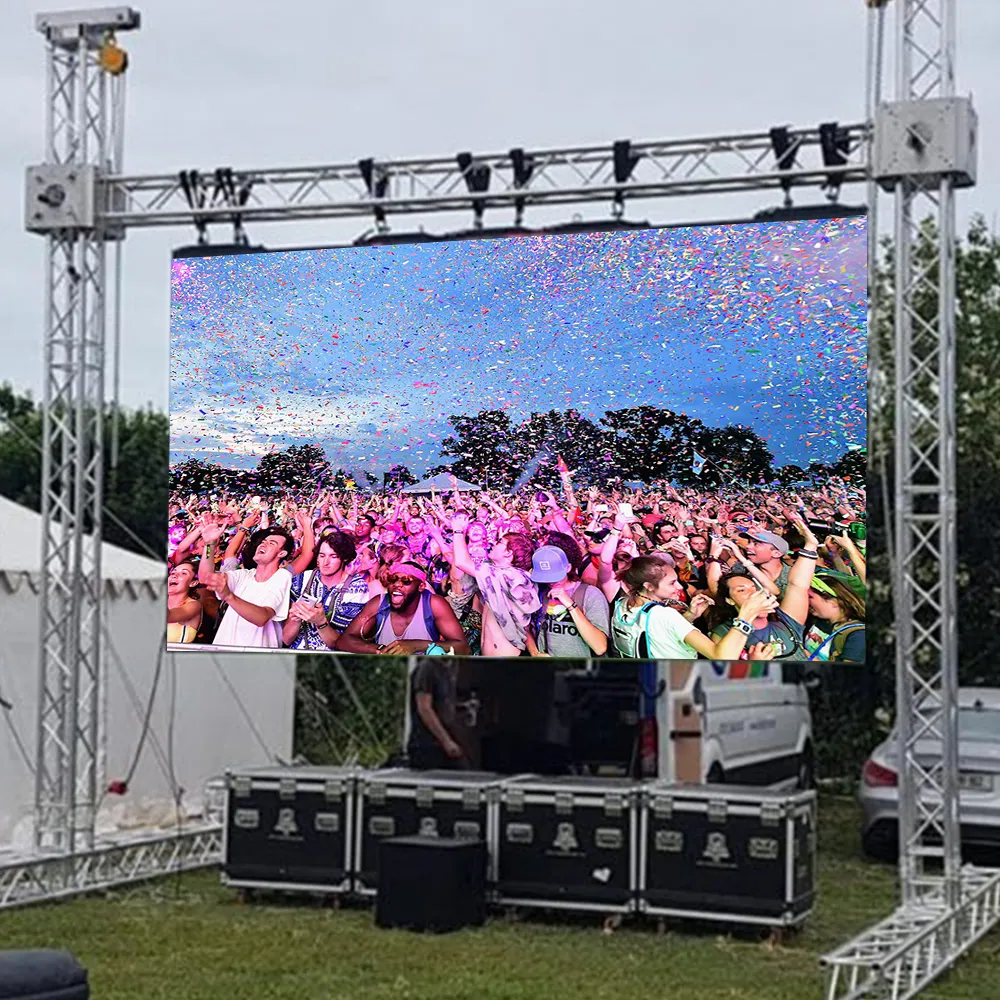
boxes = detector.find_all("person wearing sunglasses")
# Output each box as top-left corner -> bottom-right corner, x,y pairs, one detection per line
336,561 -> 470,657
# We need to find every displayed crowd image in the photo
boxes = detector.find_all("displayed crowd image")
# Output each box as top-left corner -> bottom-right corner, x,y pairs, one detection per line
168,216 -> 867,663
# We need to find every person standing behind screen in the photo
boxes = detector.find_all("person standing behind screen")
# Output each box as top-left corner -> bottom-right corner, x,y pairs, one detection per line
283,530 -> 369,651
197,514 -> 293,648
407,657 -> 467,770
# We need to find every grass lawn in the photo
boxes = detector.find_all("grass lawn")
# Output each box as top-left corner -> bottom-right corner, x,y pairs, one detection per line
3,796 -> 998,1000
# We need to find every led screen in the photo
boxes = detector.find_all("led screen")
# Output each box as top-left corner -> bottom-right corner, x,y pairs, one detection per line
168,217 -> 867,665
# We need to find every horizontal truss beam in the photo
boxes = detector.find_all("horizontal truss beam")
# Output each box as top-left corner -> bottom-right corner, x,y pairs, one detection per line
98,123 -> 869,231
0,823 -> 222,909
822,867 -> 1000,1000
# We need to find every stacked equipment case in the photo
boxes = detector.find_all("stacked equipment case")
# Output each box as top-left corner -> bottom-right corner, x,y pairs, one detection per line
222,765 -> 357,895
354,769 -> 502,896
495,775 -> 637,914
221,764 -> 817,930
637,781 -> 816,927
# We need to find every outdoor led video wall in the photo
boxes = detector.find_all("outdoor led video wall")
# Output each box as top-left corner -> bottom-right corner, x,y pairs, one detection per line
168,216 -> 867,664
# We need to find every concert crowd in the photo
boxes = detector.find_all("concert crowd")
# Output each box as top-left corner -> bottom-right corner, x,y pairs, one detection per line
166,469 -> 866,665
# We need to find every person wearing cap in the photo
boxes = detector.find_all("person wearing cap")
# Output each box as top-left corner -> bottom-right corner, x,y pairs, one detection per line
707,528 -> 792,599
740,528 -> 793,596
702,522 -> 820,659
524,545 -> 610,658
803,574 -> 866,662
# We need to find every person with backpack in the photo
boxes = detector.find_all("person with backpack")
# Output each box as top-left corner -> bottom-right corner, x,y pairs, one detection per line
610,555 -> 778,660
335,560 -> 470,656
803,574 -> 866,662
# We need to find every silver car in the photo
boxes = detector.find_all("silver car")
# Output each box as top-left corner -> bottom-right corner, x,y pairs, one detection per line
859,688 -> 1000,860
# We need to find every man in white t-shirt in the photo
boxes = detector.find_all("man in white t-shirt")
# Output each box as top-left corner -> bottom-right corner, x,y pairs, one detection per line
197,515 -> 293,648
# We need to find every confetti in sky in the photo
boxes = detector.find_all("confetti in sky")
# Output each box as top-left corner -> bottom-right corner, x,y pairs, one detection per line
169,217 -> 867,477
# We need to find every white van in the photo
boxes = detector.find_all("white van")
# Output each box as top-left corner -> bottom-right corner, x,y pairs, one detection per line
402,658 -> 813,791
648,659 -> 813,791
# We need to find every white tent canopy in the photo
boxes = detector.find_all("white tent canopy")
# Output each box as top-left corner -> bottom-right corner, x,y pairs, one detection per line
400,472 -> 482,494
0,496 -> 294,847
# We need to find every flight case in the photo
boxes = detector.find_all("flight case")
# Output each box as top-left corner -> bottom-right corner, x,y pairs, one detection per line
354,769 -> 503,897
637,782 -> 817,927
495,775 -> 637,914
222,765 -> 358,894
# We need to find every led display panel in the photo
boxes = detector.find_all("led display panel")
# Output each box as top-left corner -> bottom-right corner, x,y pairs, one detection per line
168,217 -> 867,664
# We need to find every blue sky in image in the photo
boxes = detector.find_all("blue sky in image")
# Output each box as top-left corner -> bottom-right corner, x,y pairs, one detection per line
169,216 -> 867,479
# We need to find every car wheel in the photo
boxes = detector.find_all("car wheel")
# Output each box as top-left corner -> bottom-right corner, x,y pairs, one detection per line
706,763 -> 725,784
862,823 -> 898,863
796,743 -> 815,791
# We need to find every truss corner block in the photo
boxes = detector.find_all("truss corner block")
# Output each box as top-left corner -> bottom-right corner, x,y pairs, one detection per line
873,97 -> 977,192
36,7 -> 141,46
25,164 -> 98,234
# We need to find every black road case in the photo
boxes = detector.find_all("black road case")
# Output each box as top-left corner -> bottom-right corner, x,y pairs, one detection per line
375,837 -> 488,932
495,775 -> 637,914
637,782 -> 816,927
354,769 -> 502,897
222,765 -> 358,894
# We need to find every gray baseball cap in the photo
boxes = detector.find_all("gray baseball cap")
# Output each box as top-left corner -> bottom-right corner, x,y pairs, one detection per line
740,529 -> 789,556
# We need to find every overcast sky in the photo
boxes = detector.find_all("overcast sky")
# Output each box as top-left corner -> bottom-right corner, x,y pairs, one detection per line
2,0 -> 998,413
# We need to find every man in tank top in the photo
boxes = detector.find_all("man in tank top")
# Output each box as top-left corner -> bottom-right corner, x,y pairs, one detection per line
336,561 -> 470,656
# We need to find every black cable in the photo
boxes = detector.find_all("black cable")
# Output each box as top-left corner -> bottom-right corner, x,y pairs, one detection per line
119,627 -> 167,790
0,685 -> 36,776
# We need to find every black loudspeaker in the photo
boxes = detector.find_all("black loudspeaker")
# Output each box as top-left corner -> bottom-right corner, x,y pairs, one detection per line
376,836 -> 487,933
0,950 -> 89,1000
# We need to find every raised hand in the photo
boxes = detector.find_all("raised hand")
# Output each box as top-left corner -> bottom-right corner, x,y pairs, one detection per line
198,514 -> 225,546
451,511 -> 471,533
748,641 -> 778,661
549,586 -> 574,609
792,517 -> 818,550
204,570 -> 229,598
736,588 -> 778,622
687,594 -> 714,619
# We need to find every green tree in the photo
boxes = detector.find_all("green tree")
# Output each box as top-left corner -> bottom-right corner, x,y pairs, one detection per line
830,214 -> 1000,783
683,425 -> 775,489
775,464 -> 808,487
169,457 -> 232,495
0,386 -> 169,560
439,410 -> 522,489
833,448 -> 867,485
254,443 -> 331,494
515,408 -> 607,490
385,464 -> 418,491
600,406 -> 705,484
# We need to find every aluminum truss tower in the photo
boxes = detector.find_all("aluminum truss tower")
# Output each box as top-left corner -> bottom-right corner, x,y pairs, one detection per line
823,2 -> 999,999
15,5 -> 1000,997
25,6 -> 138,857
